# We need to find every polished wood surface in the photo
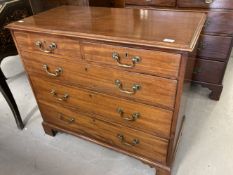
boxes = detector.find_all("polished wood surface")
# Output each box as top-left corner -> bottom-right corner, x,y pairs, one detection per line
8,6 -> 206,175
7,6 -> 206,51
39,102 -> 169,164
125,0 -> 176,7
177,0 -> 233,9
197,35 -> 232,61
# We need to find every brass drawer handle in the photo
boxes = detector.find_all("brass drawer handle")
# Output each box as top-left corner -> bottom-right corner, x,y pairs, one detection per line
117,134 -> 139,147
198,42 -> 207,51
117,108 -> 140,121
58,114 -> 75,124
43,64 -> 63,77
35,41 -> 57,53
112,52 -> 141,68
205,0 -> 213,4
115,80 -> 141,95
50,89 -> 69,101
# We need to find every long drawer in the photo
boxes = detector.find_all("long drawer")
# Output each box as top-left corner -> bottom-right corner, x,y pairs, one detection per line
193,59 -> 225,84
197,35 -> 232,61
21,51 -> 177,109
14,31 -> 81,58
30,76 -> 173,138
125,0 -> 176,7
203,11 -> 233,35
177,0 -> 233,9
39,102 -> 169,164
82,42 -> 181,79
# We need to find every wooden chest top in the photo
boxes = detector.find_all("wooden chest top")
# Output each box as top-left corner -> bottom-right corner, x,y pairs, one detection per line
7,6 -> 206,51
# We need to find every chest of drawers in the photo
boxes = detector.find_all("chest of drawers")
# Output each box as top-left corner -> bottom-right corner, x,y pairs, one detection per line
7,6 -> 206,175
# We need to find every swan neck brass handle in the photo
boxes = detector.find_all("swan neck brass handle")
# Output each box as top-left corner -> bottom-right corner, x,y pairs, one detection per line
205,0 -> 213,4
50,89 -> 69,101
112,52 -> 141,68
35,41 -> 57,53
58,114 -> 75,124
43,64 -> 62,77
117,108 -> 140,121
117,134 -> 139,147
115,80 -> 141,95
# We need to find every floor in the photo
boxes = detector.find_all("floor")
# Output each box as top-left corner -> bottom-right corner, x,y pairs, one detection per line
0,51 -> 232,175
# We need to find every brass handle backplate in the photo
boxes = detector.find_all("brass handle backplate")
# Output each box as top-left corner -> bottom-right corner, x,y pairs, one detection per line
35,41 -> 57,53
205,0 -> 213,4
117,134 -> 139,147
58,114 -> 75,124
43,64 -> 63,77
117,108 -> 140,121
115,80 -> 141,95
50,89 -> 69,101
112,52 -> 141,68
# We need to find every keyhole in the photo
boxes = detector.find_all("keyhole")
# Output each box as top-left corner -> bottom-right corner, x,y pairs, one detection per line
125,53 -> 128,58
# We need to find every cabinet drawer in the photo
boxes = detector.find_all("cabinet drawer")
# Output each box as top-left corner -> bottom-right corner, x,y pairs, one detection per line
39,102 -> 169,164
197,35 -> 232,61
82,42 -> 181,79
21,52 -> 177,109
125,0 -> 176,7
203,11 -> 233,35
13,31 -> 81,58
178,0 -> 233,9
193,59 -> 225,84
30,76 -> 173,138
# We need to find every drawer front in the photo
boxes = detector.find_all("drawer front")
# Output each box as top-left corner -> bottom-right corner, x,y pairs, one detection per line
13,31 -> 81,58
125,0 -> 176,6
193,59 -> 225,84
21,52 -> 177,109
197,35 -> 232,61
178,0 -> 233,9
82,42 -> 181,79
39,102 -> 169,164
30,76 -> 173,138
203,11 -> 233,35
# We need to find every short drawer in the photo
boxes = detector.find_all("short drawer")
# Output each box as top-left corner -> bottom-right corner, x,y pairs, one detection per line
197,35 -> 232,61
82,42 -> 181,79
192,59 -> 225,84
203,11 -> 233,35
13,31 -> 81,58
21,51 -> 177,109
30,76 -> 173,138
125,0 -> 176,7
178,0 -> 233,9
39,102 -> 169,164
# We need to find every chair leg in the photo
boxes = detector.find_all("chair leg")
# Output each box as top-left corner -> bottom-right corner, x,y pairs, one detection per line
0,68 -> 24,129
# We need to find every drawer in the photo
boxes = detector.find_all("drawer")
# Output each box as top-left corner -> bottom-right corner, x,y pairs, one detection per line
82,42 -> 181,79
197,35 -> 232,61
203,11 -> 233,35
178,0 -> 233,9
21,51 -> 177,109
13,31 -> 81,58
39,102 -> 169,164
30,76 -> 173,138
192,59 -> 225,84
125,0 -> 176,6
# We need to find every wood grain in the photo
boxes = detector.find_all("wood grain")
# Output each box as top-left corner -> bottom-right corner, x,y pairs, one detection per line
21,51 -> 178,109
82,42 -> 181,79
39,102 -> 169,164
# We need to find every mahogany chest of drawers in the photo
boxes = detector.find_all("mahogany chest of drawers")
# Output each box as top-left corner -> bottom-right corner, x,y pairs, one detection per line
7,6 -> 206,175
120,0 -> 233,100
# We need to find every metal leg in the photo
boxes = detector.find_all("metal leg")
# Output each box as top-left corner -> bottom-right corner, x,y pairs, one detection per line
0,68 -> 24,129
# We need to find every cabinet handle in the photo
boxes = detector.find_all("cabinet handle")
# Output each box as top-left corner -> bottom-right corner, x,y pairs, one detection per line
198,42 -> 207,51
112,52 -> 141,68
204,0 -> 213,4
43,64 -> 63,77
117,134 -> 139,147
117,108 -> 140,121
58,114 -> 75,124
115,80 -> 141,95
50,89 -> 69,101
35,41 -> 57,53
